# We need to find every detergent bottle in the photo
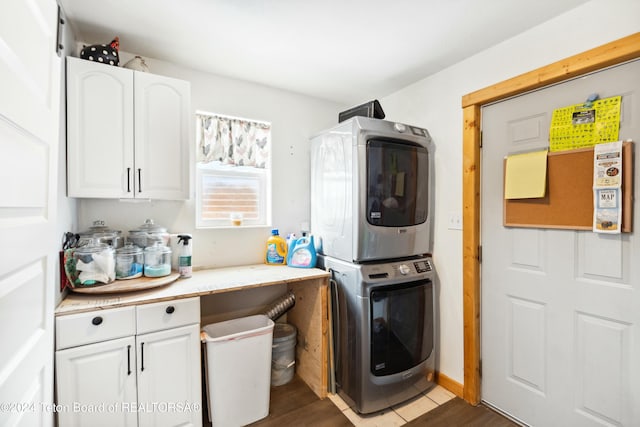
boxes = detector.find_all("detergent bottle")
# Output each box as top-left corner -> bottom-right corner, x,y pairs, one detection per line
285,233 -> 297,265
265,229 -> 288,265
287,232 -> 317,268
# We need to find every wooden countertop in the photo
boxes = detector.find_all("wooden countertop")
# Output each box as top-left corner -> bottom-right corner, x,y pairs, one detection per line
55,264 -> 330,316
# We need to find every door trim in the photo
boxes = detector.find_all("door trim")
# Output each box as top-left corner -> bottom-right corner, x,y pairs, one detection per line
461,32 -> 640,405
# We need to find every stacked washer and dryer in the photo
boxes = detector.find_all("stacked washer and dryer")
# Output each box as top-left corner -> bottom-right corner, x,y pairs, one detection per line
310,117 -> 436,414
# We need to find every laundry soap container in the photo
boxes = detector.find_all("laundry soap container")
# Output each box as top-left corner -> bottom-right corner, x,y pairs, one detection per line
287,233 -> 317,268
67,239 -> 116,287
271,323 -> 297,386
143,242 -> 172,277
265,229 -> 287,265
201,315 -> 275,426
115,243 -> 143,279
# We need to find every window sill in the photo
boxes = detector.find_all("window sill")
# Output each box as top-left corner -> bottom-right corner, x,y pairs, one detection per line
195,224 -> 273,230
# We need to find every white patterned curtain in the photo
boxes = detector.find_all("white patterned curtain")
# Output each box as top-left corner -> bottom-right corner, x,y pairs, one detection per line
197,113 -> 271,168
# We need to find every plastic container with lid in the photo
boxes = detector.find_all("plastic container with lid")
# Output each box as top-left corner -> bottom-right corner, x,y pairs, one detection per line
78,220 -> 123,248
265,229 -> 287,265
128,219 -> 170,249
271,323 -> 297,386
287,233 -> 317,268
143,242 -> 172,277
68,239 -> 116,287
115,243 -> 144,280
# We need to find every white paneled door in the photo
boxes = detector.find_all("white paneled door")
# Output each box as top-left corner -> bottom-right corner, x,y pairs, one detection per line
481,60 -> 640,426
0,1 -> 61,426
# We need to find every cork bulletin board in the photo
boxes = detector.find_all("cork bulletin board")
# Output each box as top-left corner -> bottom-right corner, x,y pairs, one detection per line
503,141 -> 633,231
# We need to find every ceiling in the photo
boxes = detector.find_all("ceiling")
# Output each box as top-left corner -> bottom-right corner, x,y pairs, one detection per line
59,0 -> 590,105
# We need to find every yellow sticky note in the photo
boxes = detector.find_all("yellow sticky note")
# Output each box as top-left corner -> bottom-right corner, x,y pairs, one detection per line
504,149 -> 548,199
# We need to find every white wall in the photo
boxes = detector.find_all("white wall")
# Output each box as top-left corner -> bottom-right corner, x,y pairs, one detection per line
76,55 -> 345,269
380,0 -> 640,385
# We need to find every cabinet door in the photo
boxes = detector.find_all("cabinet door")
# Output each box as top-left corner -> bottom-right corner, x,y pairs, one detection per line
136,324 -> 202,427
66,57 -> 135,198
56,336 -> 137,427
134,72 -> 190,200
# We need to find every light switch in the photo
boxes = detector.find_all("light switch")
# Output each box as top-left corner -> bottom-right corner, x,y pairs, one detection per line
448,212 -> 462,230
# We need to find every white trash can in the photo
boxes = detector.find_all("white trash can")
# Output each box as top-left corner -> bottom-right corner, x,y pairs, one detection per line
202,314 -> 274,426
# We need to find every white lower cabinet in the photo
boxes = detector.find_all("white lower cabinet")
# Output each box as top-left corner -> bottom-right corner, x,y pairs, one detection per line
55,298 -> 202,427
56,336 -> 138,427
136,324 -> 201,427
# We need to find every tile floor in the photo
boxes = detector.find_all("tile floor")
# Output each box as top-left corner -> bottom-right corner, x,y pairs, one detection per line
327,385 -> 456,426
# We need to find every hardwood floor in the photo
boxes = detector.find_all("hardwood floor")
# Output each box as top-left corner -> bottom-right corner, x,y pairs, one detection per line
405,398 -> 519,426
221,375 -> 520,427
250,376 -> 351,427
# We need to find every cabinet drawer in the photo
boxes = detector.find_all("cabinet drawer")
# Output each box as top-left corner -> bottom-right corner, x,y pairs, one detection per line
136,297 -> 200,334
56,306 -> 136,350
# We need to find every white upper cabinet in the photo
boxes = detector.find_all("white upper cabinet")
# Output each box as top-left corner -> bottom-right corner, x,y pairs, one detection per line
66,57 -> 190,200
134,72 -> 191,199
66,57 -> 133,198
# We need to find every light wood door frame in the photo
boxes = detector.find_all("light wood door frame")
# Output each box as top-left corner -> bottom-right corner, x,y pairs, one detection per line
461,32 -> 640,405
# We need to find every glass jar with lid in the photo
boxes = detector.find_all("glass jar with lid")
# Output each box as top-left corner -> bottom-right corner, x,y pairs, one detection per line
78,220 -> 124,248
115,243 -> 144,280
70,239 -> 116,286
143,242 -> 172,278
128,219 -> 170,249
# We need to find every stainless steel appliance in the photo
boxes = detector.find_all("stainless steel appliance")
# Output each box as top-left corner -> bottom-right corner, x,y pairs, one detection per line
320,254 -> 436,414
310,117 -> 434,263
312,117 -> 436,413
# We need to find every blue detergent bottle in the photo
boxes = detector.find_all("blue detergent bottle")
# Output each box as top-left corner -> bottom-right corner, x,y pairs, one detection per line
288,233 -> 317,268
285,233 -> 297,265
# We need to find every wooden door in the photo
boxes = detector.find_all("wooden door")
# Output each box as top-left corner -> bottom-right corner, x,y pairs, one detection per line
136,324 -> 201,427
0,1 -> 61,425
481,59 -> 640,426
66,57 -> 134,198
134,72 -> 190,200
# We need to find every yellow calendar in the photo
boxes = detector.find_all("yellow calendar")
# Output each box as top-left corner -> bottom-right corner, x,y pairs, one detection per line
549,95 -> 621,152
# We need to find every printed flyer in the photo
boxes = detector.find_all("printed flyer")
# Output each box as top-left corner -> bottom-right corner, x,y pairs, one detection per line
549,96 -> 621,152
592,141 -> 622,233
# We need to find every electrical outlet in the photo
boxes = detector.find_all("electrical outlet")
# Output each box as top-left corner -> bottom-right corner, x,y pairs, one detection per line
448,212 -> 462,230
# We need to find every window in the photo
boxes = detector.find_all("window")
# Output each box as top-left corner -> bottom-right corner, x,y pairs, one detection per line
195,112 -> 271,227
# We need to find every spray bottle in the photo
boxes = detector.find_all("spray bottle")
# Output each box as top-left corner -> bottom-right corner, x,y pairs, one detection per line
177,234 -> 192,278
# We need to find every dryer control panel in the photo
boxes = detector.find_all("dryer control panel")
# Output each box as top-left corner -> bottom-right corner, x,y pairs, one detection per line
361,256 -> 434,282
